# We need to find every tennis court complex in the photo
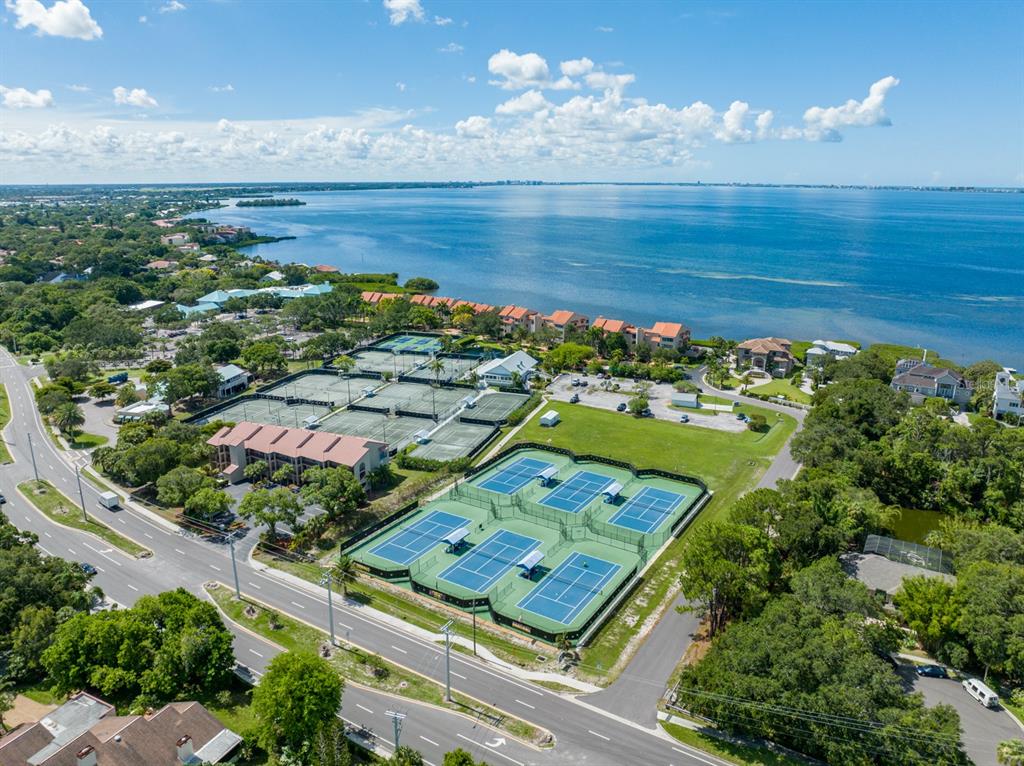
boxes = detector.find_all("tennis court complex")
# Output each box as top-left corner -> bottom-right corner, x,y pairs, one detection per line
261,371 -> 377,405
370,510 -> 470,565
412,420 -> 495,462
463,391 -> 531,423
348,446 -> 708,643
357,381 -> 467,417
439,529 -> 541,593
403,354 -> 481,383
352,349 -> 431,375
376,333 -> 444,354
317,408 -> 425,448
195,397 -> 331,429
539,471 -> 616,514
608,486 -> 687,533
517,552 -> 620,625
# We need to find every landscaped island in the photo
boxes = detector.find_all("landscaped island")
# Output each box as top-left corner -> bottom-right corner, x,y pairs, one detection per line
236,197 -> 306,207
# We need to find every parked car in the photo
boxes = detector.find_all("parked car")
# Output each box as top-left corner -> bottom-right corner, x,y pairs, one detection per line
962,677 -> 1000,708
916,664 -> 948,679
616,403 -> 627,412
79,562 -> 97,576
641,407 -> 653,417
736,413 -> 746,421
569,394 -> 580,403
580,380 -> 588,387
679,414 -> 690,423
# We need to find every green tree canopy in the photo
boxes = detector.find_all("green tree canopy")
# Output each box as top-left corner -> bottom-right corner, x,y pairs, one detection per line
252,651 -> 343,755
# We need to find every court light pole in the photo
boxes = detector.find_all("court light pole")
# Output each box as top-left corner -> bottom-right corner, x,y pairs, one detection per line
26,431 -> 39,482
320,569 -> 336,646
440,620 -> 454,702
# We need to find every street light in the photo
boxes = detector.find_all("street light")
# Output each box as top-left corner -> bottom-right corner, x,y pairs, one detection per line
385,710 -> 406,750
229,538 -> 241,599
440,620 -> 454,702
26,431 -> 39,482
320,569 -> 336,646
75,466 -> 88,523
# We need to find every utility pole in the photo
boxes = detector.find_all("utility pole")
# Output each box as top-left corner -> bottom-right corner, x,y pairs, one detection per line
320,569 -> 336,646
75,466 -> 88,522
229,538 -> 241,599
26,432 -> 39,482
441,620 -> 454,702
472,608 -> 477,655
385,710 -> 406,750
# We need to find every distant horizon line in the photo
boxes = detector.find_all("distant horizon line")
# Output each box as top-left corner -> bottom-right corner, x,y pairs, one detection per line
0,180 -> 1020,194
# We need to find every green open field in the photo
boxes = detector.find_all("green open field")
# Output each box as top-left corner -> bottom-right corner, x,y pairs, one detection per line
510,400 -> 798,679
746,378 -> 812,404
0,383 -> 11,463
67,432 -> 109,450
18,480 -> 148,557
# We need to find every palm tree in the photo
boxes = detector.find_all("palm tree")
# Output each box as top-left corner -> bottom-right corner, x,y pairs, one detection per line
52,402 -> 85,437
739,372 -> 752,393
998,740 -> 1024,766
333,554 -> 356,596
428,357 -> 446,385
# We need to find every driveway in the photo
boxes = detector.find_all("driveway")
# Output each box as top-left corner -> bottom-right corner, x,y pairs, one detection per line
548,375 -> 747,433
897,665 -> 1022,766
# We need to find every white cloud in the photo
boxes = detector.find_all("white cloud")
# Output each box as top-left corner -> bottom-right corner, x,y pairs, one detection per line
209,84 -> 234,93
66,83 -> 90,92
113,86 -> 158,108
802,75 -> 900,141
158,0 -> 185,12
464,75 -> 476,84
433,15 -> 451,25
488,49 -> 578,91
438,42 -> 463,54
560,58 -> 594,77
584,71 -> 635,96
6,0 -> 102,40
595,25 -> 614,33
138,14 -> 146,23
0,85 -> 55,108
395,81 -> 406,92
495,90 -> 550,116
715,100 -> 752,143
383,0 -> 423,25
755,110 -> 773,140
455,115 -> 491,138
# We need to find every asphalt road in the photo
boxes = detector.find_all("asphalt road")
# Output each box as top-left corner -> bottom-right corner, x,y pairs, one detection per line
0,348 -> 734,766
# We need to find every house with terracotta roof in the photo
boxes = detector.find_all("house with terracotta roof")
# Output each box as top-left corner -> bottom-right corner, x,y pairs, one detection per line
891,360 -> 973,405
208,421 -> 388,486
736,337 -> 795,376
543,309 -> 589,339
144,259 -> 178,271
591,316 -> 637,345
360,291 -> 402,306
0,692 -> 241,766
498,305 -> 542,335
637,321 -> 691,351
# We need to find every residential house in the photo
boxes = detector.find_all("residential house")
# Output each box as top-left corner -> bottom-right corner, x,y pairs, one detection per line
475,350 -> 539,387
360,291 -> 402,306
890,360 -> 973,405
197,253 -> 218,263
144,259 -> 178,271
159,233 -> 190,247
180,283 -> 333,313
0,692 -> 241,766
260,270 -> 285,282
177,242 -> 201,255
127,299 -> 166,312
215,364 -> 251,398
736,337 -> 795,376
993,369 -> 1022,419
591,316 -> 637,346
543,309 -> 589,339
636,321 -> 690,351
498,305 -> 543,335
208,421 -> 388,486
804,339 -> 858,367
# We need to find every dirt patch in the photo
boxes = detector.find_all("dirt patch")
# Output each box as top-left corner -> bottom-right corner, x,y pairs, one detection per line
7,695 -> 58,729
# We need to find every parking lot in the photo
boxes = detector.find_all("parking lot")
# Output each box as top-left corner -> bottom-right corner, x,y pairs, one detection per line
548,375 -> 747,433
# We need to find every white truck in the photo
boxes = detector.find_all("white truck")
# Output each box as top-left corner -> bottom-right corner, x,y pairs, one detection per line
98,491 -> 120,510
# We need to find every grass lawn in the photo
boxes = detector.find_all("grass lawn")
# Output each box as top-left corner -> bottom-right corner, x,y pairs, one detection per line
18,480 -> 149,557
511,401 -> 797,681
0,383 -> 11,463
698,394 -> 735,407
660,721 -> 806,766
208,585 -> 547,746
868,343 -> 960,370
67,432 -> 109,450
746,378 -> 812,404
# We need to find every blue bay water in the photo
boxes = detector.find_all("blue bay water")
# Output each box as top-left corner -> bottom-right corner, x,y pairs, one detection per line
194,186 -> 1024,367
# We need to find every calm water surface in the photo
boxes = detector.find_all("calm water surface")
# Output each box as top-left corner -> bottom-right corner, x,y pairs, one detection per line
191,186 -> 1024,366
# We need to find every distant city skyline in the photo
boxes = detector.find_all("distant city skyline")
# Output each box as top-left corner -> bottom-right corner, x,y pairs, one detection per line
1,0 -> 1021,185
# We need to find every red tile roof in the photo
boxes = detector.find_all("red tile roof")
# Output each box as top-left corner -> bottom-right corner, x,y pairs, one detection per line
208,422 -> 384,468
649,321 -> 686,337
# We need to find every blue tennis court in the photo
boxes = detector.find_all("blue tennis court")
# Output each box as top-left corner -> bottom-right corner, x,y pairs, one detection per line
478,457 -> 555,495
539,470 -> 614,514
370,510 -> 470,565
438,529 -> 540,593
517,553 -> 621,625
608,486 -> 687,533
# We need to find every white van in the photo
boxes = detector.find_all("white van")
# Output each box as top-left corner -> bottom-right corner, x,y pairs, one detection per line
962,678 -> 999,708
98,491 -> 120,510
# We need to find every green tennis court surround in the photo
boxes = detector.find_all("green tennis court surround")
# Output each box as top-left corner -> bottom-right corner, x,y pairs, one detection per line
346,444 -> 710,644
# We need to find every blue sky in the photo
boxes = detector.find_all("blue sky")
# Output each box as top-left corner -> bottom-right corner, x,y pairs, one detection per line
1,0 -> 1021,185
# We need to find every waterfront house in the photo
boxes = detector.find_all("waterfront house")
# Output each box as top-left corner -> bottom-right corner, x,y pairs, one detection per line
804,339 -> 858,366
993,368 -> 1022,419
736,337 -> 795,376
260,270 -> 285,282
476,350 -> 539,387
592,317 -> 637,345
890,360 -> 973,405
543,309 -> 590,339
208,421 -> 387,487
0,692 -> 241,766
159,232 -> 190,247
637,321 -> 690,351
498,305 -> 543,335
